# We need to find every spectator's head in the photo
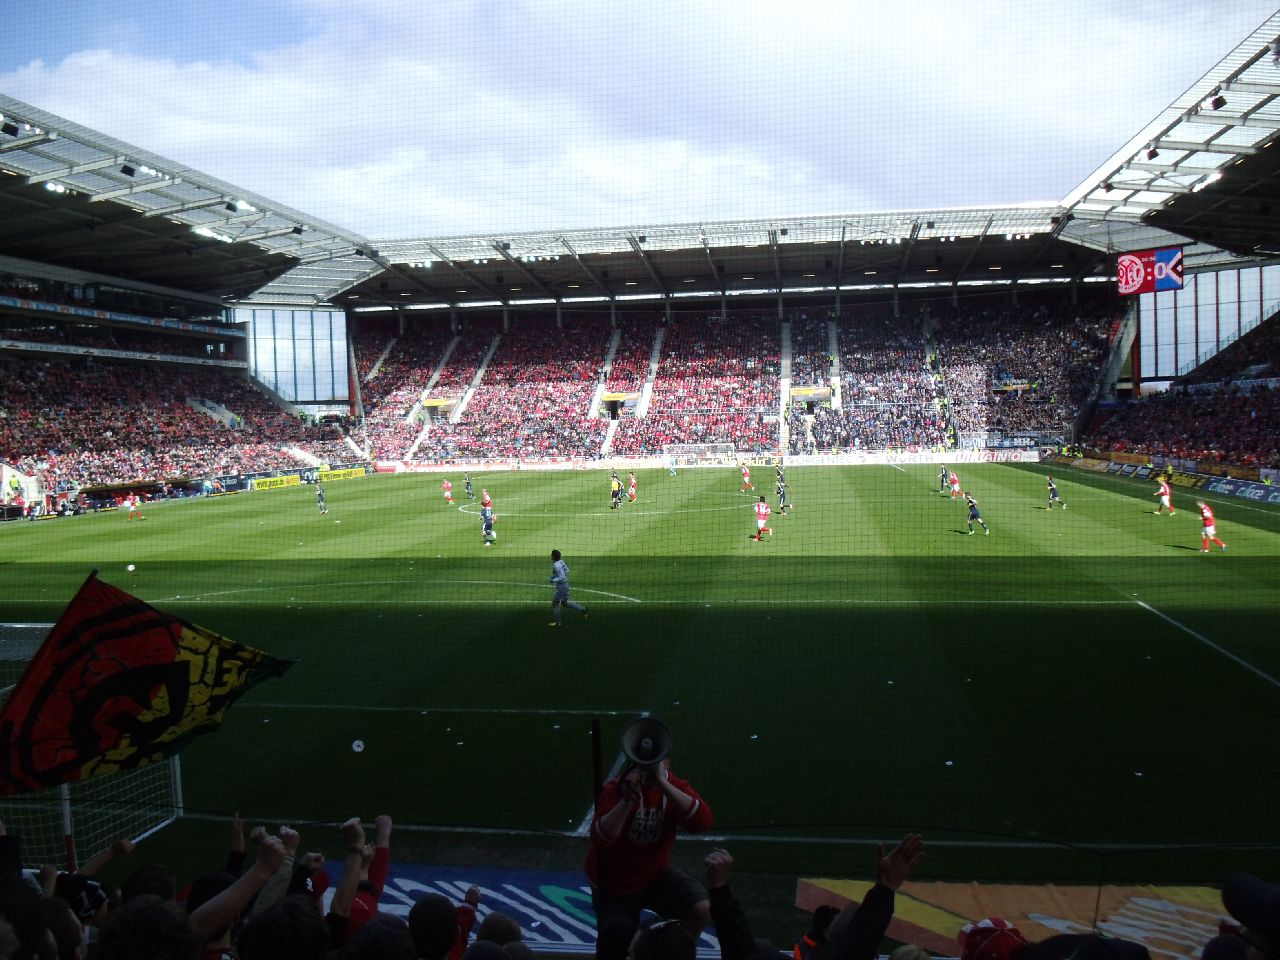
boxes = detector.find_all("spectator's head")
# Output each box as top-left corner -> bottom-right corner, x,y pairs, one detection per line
891,945 -> 933,960
462,943 -> 508,960
92,894 -> 198,960
408,893 -> 458,960
0,875 -> 55,960
807,904 -> 839,944
184,870 -> 237,942
503,943 -> 538,960
53,872 -> 109,927
240,895 -> 328,960
122,863 -> 177,903
595,916 -> 637,960
627,918 -> 695,960
959,918 -> 1028,960
38,897 -> 84,960
339,913 -> 416,960
1222,873 -> 1280,960
477,911 -> 522,946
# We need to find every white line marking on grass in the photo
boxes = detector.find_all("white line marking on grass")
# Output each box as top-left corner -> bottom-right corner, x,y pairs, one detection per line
1134,600 -> 1280,690
149,579 -> 642,604
251,702 -> 643,718
889,463 -> 906,473
174,812 -> 1277,851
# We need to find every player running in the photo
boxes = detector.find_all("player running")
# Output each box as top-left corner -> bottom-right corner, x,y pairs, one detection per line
1045,475 -> 1066,510
610,471 -> 623,510
752,496 -> 773,541
548,549 -> 588,625
481,502 -> 497,546
741,463 -> 754,494
666,454 -> 677,477
125,493 -> 145,521
442,478 -> 454,504
627,471 -> 638,503
1196,500 -> 1227,553
1153,477 -> 1174,515
939,464 -> 948,494
481,488 -> 492,509
964,492 -> 990,535
464,473 -> 475,500
948,471 -> 962,500
316,483 -> 328,515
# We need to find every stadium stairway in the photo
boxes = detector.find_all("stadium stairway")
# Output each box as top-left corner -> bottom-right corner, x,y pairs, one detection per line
587,327 -> 623,418
449,333 -> 502,424
633,325 -> 666,418
364,335 -> 398,382
186,397 -> 237,427
828,320 -> 843,411
600,418 -> 620,455
407,335 -> 459,424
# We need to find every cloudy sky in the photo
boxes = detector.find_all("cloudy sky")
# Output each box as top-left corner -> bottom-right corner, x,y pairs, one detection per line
2,1 -> 1276,239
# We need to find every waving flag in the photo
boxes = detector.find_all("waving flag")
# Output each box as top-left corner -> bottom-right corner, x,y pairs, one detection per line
0,572 -> 293,796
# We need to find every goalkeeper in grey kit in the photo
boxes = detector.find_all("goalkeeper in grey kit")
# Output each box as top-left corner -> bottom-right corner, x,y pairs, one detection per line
548,549 -> 588,626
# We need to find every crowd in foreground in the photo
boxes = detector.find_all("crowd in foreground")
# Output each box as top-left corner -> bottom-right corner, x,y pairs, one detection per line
2,751 -> 1277,960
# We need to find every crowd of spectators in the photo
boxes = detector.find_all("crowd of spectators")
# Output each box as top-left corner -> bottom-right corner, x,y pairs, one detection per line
417,321 -> 610,460
355,323 -> 454,460
788,313 -> 946,453
0,356 -> 353,488
611,315 -> 781,454
1182,313 -> 1280,386
2,773 -> 1267,960
601,319 -> 658,396
790,318 -> 832,387
930,302 -> 1112,437
1085,384 -> 1280,468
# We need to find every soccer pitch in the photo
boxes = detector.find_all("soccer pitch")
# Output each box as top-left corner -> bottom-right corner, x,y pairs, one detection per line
2,462 -> 1278,882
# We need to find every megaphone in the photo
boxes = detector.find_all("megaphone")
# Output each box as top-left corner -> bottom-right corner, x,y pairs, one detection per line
621,716 -> 672,772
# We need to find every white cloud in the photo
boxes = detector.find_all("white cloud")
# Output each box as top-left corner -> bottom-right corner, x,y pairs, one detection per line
2,0 -> 1276,237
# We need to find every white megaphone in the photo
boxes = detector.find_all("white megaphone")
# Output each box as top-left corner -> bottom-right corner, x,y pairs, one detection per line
620,716 -> 672,773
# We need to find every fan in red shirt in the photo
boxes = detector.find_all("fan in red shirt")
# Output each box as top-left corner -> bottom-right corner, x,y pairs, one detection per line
1196,500 -> 1227,553
585,756 -> 714,939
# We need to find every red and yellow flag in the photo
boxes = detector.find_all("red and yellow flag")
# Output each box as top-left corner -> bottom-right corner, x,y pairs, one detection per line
0,572 -> 293,796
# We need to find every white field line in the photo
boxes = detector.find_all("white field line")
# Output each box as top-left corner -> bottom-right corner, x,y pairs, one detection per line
143,579 -> 642,605
172,811 -> 1278,851
1134,600 -> 1280,691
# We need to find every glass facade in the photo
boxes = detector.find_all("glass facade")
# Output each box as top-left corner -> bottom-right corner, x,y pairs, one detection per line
1138,263 -> 1280,381
236,306 -> 349,403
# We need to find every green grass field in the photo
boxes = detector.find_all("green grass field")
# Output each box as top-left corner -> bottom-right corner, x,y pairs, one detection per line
2,461 -> 1279,889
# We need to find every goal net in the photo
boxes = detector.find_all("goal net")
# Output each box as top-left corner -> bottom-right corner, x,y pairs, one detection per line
0,623 -> 183,870
662,442 -> 736,466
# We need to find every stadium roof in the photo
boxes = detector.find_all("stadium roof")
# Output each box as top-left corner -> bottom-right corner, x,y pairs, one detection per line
1061,11 -> 1280,259
0,94 -> 376,301
1,12 -> 1278,310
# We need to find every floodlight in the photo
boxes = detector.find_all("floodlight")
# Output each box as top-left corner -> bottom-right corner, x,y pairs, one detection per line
1102,181 -> 1114,193
1,122 -> 19,137
1146,146 -> 1159,160
1210,94 -> 1227,110
291,225 -> 304,235
120,164 -> 136,177
225,202 -> 237,211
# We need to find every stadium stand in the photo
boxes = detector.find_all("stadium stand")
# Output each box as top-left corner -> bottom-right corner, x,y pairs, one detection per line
1085,387 -> 1280,468
610,312 -> 781,455
416,319 -> 610,459
0,355 -> 352,488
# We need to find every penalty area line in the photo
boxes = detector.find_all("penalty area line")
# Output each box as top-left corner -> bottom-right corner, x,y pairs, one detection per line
1134,600 -> 1280,691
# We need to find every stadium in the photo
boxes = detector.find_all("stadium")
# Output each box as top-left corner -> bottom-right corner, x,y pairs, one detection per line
1,4 -> 1279,958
